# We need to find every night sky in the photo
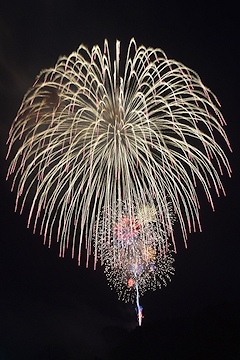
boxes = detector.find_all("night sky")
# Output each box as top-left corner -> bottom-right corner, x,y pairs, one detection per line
0,1 -> 239,359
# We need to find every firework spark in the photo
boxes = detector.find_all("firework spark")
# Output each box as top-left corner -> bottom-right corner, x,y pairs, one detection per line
6,38 -> 231,269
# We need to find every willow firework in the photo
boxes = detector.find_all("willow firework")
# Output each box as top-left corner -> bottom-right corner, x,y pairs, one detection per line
6,38 -> 231,270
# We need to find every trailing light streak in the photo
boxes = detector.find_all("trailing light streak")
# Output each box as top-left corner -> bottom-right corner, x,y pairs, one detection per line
135,284 -> 143,326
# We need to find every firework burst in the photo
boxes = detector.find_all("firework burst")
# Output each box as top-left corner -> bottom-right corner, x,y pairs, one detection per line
6,38 -> 231,268
95,201 -> 175,305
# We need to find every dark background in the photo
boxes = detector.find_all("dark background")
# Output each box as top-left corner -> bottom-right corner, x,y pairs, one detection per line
0,1 -> 239,359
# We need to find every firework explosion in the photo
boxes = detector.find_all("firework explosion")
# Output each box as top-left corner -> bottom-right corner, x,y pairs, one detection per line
6,38 -> 231,325
97,202 -> 175,297
96,201 -> 175,324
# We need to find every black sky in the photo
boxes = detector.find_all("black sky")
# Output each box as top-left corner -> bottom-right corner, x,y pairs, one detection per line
0,1 -> 239,359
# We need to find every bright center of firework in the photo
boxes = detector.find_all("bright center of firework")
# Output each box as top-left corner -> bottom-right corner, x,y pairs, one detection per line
113,216 -> 141,246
